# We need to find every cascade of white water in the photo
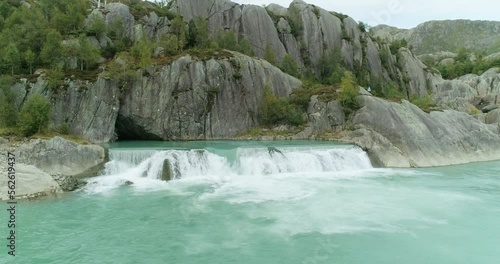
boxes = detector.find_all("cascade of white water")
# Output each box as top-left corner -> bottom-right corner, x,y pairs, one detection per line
103,146 -> 372,180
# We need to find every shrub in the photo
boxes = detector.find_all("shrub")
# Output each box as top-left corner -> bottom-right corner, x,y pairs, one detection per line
87,16 -> 106,36
288,5 -> 303,37
280,54 -> 300,78
389,39 -> 408,55
263,43 -> 276,65
46,68 -> 66,92
259,86 -> 304,126
410,95 -> 436,113
18,94 -> 51,136
381,82 -> 406,100
338,71 -> 359,111
358,22 -> 367,32
57,123 -> 70,134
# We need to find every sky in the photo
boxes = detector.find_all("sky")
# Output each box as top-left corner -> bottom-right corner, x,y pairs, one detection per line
231,0 -> 500,29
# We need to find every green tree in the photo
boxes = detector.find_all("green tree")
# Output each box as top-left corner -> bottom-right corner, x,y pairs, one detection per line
50,9 -> 71,34
319,47 -> 343,84
264,44 -> 276,65
0,1 -> 11,19
338,71 -> 359,111
259,85 -> 304,126
216,30 -> 238,51
132,38 -> 154,69
45,68 -> 65,91
24,49 -> 36,74
280,54 -> 299,77
0,76 -> 17,127
160,35 -> 180,56
287,4 -> 303,37
170,15 -> 187,51
328,64 -> 346,84
3,43 -> 21,75
239,37 -> 254,56
87,16 -> 107,36
77,35 -> 101,70
41,30 -> 63,68
1,7 -> 48,55
18,94 -> 51,136
194,17 -> 210,49
456,48 -> 468,63
187,19 -> 198,48
358,21 -> 368,32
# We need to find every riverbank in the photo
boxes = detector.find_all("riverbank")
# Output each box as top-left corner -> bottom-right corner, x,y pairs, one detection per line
0,136 -> 106,200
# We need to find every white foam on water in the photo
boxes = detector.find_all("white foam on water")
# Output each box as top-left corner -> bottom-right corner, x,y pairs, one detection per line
81,144 -> 482,239
84,145 -> 375,195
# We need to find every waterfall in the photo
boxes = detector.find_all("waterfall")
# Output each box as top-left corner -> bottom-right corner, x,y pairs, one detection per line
104,145 -> 372,180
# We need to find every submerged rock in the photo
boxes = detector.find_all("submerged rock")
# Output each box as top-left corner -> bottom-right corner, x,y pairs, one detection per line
161,160 -> 172,181
52,175 -> 87,192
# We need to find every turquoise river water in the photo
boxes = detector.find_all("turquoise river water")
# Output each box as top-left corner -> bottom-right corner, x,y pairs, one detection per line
2,141 -> 500,264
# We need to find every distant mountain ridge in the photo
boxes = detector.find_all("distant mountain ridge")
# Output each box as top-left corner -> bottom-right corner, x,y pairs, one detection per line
371,20 -> 500,55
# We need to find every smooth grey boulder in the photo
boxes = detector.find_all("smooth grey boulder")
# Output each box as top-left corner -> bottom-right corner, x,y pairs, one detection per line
0,156 -> 62,200
343,96 -> 500,167
15,137 -> 106,177
0,137 -> 7,145
439,58 -> 455,66
484,52 -> 500,62
486,109 -> 500,124
105,3 -> 135,39
266,3 -> 288,17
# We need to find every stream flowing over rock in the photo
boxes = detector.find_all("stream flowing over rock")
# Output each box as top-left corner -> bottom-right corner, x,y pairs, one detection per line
7,0 -> 500,170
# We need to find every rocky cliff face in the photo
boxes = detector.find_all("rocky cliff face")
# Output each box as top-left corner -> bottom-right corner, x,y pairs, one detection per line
432,68 -> 500,115
341,96 -> 500,167
8,0 -> 500,169
131,0 -> 437,98
24,52 -> 301,142
372,20 -> 500,55
117,53 -> 301,140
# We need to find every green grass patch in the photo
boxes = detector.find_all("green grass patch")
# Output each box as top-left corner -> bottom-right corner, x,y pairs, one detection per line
410,95 -> 436,113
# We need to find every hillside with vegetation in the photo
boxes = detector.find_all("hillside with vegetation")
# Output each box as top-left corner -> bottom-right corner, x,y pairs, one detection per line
371,20 -> 500,55
0,0 -> 498,145
0,0 -> 441,140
